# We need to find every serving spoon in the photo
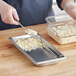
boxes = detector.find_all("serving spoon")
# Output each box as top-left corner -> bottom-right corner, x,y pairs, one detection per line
18,22 -> 37,35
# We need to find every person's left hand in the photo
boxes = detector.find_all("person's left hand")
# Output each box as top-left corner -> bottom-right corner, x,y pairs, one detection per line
63,1 -> 76,19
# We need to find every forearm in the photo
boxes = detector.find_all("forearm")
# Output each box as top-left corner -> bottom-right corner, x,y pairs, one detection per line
0,0 -> 8,13
61,0 -> 74,9
61,0 -> 76,19
0,0 -> 4,9
0,0 -> 6,6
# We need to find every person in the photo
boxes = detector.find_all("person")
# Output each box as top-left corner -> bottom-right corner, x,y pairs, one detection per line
0,0 -> 76,30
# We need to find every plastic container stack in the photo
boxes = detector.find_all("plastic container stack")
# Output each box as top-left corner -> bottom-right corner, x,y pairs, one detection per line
46,14 -> 76,44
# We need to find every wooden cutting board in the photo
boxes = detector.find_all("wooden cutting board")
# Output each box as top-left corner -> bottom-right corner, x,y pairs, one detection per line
0,24 -> 76,76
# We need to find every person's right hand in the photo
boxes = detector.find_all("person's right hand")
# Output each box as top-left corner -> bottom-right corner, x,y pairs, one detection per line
0,0 -> 19,25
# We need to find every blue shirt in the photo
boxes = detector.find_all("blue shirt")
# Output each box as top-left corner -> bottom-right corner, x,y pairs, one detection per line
0,0 -> 62,30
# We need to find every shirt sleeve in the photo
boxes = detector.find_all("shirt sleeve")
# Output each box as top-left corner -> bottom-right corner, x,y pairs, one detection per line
56,0 -> 63,10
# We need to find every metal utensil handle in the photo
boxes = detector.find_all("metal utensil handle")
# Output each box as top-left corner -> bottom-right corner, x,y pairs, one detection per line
18,22 -> 26,31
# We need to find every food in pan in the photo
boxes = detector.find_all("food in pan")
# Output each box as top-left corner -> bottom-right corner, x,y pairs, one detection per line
52,24 -> 76,37
16,37 -> 43,51
47,24 -> 76,44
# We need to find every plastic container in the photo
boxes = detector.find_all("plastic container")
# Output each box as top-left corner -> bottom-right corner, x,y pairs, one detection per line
46,14 -> 76,44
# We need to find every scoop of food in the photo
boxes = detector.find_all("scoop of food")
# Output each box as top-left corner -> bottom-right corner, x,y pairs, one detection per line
25,29 -> 37,35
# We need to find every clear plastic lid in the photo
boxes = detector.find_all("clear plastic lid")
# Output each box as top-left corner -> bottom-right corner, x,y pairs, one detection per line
46,14 -> 76,37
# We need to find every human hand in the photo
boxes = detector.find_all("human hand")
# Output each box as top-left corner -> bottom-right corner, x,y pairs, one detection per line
63,1 -> 76,19
0,1 -> 19,25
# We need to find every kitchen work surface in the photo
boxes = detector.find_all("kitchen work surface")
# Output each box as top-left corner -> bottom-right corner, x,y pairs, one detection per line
0,24 -> 76,76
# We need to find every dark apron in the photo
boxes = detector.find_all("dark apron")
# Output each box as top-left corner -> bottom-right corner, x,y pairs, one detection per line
0,0 -> 54,30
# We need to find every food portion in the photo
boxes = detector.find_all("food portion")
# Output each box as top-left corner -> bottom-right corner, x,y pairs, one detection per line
47,24 -> 76,44
16,37 -> 43,51
25,29 -> 37,35
46,14 -> 76,44
52,24 -> 76,37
